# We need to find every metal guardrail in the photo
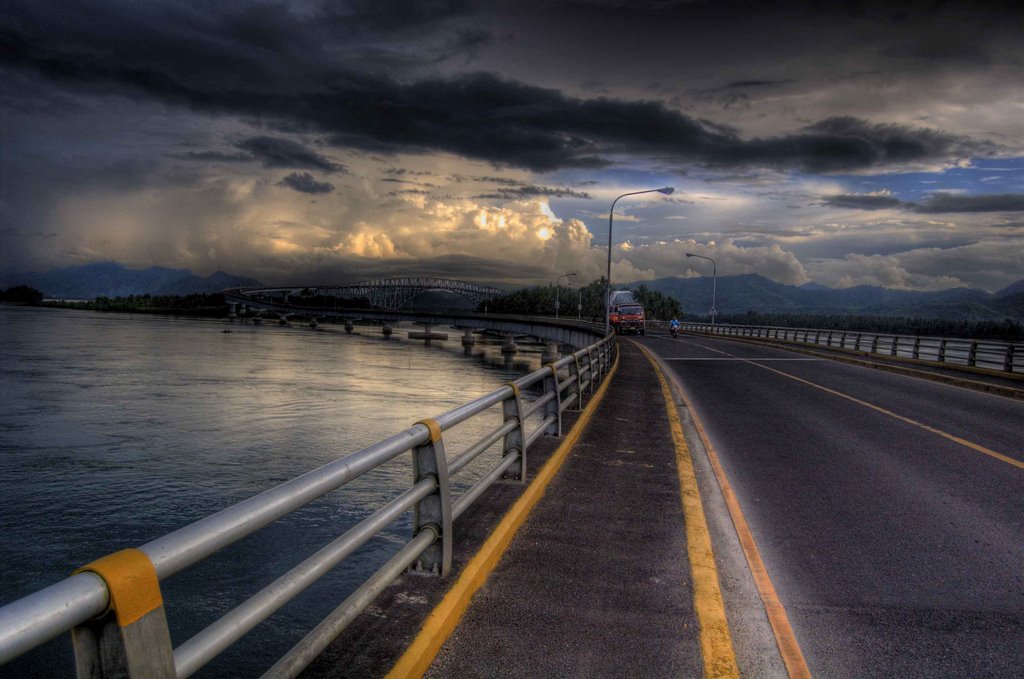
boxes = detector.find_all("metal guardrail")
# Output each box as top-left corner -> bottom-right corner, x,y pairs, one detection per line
674,322 -> 1022,374
0,332 -> 616,677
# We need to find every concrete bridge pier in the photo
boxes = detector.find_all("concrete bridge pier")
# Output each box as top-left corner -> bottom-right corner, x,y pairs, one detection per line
382,324 -> 393,338
461,329 -> 476,353
409,324 -> 449,345
345,321 -> 354,334
227,302 -> 238,318
541,340 -> 560,363
501,334 -> 518,358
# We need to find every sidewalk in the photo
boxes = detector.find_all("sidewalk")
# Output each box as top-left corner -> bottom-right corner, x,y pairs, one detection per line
424,340 -> 705,677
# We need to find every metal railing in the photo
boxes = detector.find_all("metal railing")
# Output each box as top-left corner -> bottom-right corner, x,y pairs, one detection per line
676,322 -> 1022,374
0,332 -> 616,678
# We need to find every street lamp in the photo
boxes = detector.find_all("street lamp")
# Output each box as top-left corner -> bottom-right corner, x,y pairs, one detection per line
576,284 -> 583,320
685,252 -> 717,327
606,186 -> 675,335
555,272 -> 576,320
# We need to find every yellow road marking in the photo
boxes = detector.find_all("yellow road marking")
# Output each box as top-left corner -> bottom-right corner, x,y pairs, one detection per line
640,346 -> 740,679
638,343 -> 812,679
686,337 -> 1023,470
386,355 -> 620,678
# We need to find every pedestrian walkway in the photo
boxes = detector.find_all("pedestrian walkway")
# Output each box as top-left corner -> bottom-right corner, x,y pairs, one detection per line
415,340 -> 736,677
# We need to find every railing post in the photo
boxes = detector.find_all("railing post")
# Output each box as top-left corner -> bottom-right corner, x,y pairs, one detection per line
410,419 -> 452,576
938,339 -> 948,363
585,347 -> 594,394
71,549 -> 175,679
871,335 -> 879,354
571,355 -> 583,410
890,336 -> 899,357
1004,344 -> 1015,372
502,384 -> 528,482
912,337 -> 921,359
543,364 -> 562,436
967,341 -> 978,367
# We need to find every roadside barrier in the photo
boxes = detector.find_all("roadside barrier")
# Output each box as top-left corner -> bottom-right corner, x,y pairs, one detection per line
0,333 -> 616,678
673,322 -> 1022,374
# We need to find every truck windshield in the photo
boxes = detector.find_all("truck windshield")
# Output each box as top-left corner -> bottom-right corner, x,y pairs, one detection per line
619,305 -> 642,314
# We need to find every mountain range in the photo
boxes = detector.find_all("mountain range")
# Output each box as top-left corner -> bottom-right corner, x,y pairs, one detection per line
0,263 -> 263,299
3,263 -> 1022,321
626,274 -> 1024,321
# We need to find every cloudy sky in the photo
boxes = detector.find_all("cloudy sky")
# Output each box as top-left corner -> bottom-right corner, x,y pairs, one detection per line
2,0 -> 1022,291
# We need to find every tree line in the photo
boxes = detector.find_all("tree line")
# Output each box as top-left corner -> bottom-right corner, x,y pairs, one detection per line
9,283 -> 1018,340
42,293 -> 230,316
0,286 -> 44,304
481,280 -> 683,320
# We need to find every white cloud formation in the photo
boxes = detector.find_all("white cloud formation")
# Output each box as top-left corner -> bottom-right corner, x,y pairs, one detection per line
811,253 -> 968,291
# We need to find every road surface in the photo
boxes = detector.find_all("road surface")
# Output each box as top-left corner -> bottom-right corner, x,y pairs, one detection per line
640,331 -> 1023,678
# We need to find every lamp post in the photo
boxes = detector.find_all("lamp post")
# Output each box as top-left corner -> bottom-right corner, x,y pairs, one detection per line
685,252 -> 717,327
606,186 -> 675,335
576,284 -> 583,320
555,272 -> 576,320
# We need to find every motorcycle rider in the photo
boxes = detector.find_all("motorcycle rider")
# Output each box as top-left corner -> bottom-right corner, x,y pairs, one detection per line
669,317 -> 680,337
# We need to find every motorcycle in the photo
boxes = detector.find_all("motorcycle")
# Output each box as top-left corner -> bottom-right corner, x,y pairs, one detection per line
670,325 -> 678,338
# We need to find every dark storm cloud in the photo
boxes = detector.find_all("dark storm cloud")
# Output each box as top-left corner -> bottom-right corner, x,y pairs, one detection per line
724,117 -> 992,173
822,193 -> 905,210
324,0 -> 474,33
380,178 -> 438,188
276,171 -> 334,194
446,174 -> 591,199
235,137 -> 346,173
382,168 -> 437,177
170,151 -> 252,163
724,80 -> 796,89
475,185 -> 593,200
912,193 -> 1024,213
0,1 -> 1007,173
823,192 -> 1024,213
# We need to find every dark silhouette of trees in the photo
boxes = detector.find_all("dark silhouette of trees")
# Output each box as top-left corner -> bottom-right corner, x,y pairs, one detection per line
0,286 -> 44,304
482,280 -> 682,320
43,293 -> 229,316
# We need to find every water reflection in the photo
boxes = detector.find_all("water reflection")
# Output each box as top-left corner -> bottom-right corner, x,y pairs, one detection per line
0,307 -> 544,677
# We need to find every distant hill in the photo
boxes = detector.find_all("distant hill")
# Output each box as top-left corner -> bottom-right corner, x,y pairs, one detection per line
626,274 -> 1024,321
996,279 -> 1024,297
0,262 -> 262,299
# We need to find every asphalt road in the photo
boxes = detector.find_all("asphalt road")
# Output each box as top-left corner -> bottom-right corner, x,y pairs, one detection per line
639,332 -> 1024,678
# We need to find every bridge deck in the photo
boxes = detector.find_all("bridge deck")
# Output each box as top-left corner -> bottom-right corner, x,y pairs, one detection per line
302,341 -> 739,677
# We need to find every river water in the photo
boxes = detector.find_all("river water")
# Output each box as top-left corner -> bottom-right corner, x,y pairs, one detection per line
0,305 -> 543,677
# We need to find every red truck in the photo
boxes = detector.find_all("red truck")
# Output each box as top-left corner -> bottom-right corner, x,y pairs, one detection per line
608,290 -> 646,335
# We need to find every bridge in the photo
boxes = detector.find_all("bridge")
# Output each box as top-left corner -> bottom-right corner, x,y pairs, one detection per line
0,319 -> 1021,677
233,278 -> 506,311
224,280 -> 599,357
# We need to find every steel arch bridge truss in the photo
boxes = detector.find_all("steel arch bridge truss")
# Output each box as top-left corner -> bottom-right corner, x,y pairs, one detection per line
309,278 -> 505,310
